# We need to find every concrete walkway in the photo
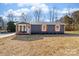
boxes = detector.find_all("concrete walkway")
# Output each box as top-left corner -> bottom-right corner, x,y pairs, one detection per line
0,33 -> 16,38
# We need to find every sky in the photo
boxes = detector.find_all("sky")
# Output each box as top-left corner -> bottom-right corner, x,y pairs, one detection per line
0,3 -> 79,22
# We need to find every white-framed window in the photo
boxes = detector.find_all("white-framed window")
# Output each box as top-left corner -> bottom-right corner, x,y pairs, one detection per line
41,24 -> 47,31
55,24 -> 60,32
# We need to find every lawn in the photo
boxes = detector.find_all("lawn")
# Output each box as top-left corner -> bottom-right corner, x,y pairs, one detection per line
0,34 -> 79,56
65,31 -> 79,34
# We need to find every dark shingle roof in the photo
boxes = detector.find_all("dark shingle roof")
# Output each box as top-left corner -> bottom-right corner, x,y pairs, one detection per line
17,22 -> 30,24
31,22 -> 64,25
17,22 -> 64,25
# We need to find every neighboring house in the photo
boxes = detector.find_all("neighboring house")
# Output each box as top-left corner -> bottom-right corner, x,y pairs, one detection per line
0,17 -> 7,32
0,17 -> 4,30
16,22 -> 64,34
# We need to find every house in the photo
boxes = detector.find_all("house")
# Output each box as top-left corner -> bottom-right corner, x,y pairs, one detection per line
16,22 -> 64,34
0,17 -> 4,30
0,17 -> 8,32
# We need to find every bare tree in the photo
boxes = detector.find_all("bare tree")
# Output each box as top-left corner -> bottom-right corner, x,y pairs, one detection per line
49,9 -> 53,22
54,8 -> 58,22
7,12 -> 14,21
21,13 -> 26,22
20,13 -> 31,23
33,8 -> 42,22
49,8 -> 55,22
0,17 -> 4,29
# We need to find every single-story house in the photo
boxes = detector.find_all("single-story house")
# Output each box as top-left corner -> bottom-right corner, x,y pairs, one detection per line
16,22 -> 64,34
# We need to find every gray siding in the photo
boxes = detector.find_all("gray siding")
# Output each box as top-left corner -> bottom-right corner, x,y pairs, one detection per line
60,25 -> 64,33
31,25 -> 64,34
31,25 -> 41,34
47,25 -> 54,34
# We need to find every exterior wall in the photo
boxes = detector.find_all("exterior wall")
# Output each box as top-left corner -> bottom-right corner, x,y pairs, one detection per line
17,24 -> 27,32
16,23 -> 64,34
31,25 -> 41,34
60,25 -> 64,34
16,24 -> 26,34
31,25 -> 64,34
47,25 -> 55,34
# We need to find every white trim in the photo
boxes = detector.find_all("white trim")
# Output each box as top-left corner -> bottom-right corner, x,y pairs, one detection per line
41,24 -> 47,32
55,24 -> 60,32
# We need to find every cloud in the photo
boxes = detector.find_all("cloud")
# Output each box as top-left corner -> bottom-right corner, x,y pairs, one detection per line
17,3 -> 49,14
4,8 -> 30,17
2,16 -> 7,20
47,8 -> 79,20
17,3 -> 32,7
44,19 -> 50,22
2,4 -> 79,22
0,15 -> 8,22
4,9 -> 14,16
57,8 -> 79,14
69,8 -> 79,13
14,8 -> 30,16
31,4 -> 49,14
17,3 -> 42,7
54,8 -> 79,19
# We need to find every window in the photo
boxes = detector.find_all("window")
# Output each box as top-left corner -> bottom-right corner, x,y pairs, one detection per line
42,24 -> 47,31
55,24 -> 60,32
23,26 -> 25,31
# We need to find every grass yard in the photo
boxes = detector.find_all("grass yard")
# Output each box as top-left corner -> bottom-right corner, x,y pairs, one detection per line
0,34 -> 79,56
65,31 -> 79,34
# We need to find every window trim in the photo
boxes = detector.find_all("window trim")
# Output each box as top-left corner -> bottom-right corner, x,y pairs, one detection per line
55,24 -> 60,32
41,24 -> 47,32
